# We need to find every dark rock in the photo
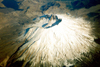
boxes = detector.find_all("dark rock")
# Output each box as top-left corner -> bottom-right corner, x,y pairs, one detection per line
7,60 -> 24,67
85,0 -> 100,8
40,2 -> 60,11
24,6 -> 30,13
94,38 -> 100,44
1,0 -> 23,10
71,1 -> 84,10
87,12 -> 99,17
40,5 -> 50,11
67,0 -> 100,10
